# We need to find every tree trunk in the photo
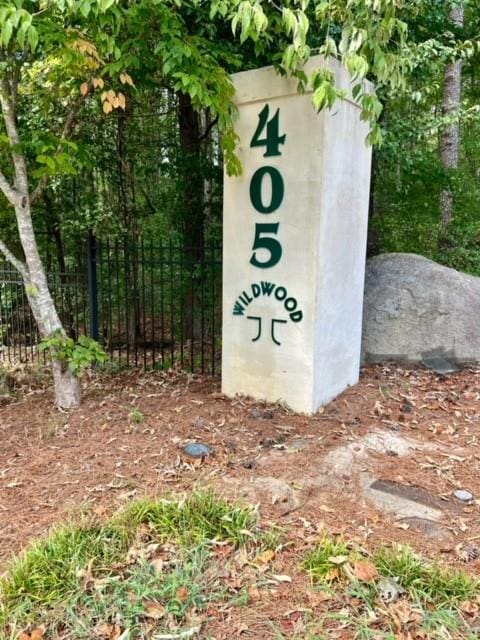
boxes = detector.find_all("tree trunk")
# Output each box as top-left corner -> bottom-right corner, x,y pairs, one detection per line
17,200 -> 82,408
177,93 -> 206,341
178,92 -> 204,253
0,77 -> 81,409
52,360 -> 81,409
117,108 -> 141,350
439,3 -> 464,228
367,149 -> 379,257
43,191 -> 76,338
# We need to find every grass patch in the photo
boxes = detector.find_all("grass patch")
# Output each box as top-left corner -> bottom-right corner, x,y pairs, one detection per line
115,491 -> 259,547
31,548 -> 214,640
5,497 -> 479,640
128,407 -> 145,424
302,534 -> 357,583
0,491 -> 262,639
374,545 -> 478,605
302,537 -> 480,639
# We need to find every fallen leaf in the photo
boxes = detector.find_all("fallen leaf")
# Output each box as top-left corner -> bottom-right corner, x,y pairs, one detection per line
353,560 -> 379,582
144,601 -> 166,620
248,586 -> 261,601
150,557 -> 164,573
319,504 -> 335,513
111,626 -> 122,640
176,585 -> 189,602
281,610 -> 305,634
328,555 -> 349,565
460,599 -> 479,615
271,574 -> 292,583
256,549 -> 275,564
80,82 -> 89,96
391,601 -> 423,627
324,567 -> 340,581
226,575 -> 243,591
234,548 -> 249,568
214,543 -> 234,559
373,400 -> 383,414
30,626 -> 46,640
93,622 -> 123,639
306,590 -> 333,605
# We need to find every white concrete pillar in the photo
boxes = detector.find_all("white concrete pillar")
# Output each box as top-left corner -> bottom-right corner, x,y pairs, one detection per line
222,55 -> 373,413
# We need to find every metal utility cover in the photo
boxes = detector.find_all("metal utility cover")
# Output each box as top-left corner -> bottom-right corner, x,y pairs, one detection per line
183,442 -> 212,458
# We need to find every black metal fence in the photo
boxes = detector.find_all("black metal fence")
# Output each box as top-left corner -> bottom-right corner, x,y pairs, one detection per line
0,238 -> 222,374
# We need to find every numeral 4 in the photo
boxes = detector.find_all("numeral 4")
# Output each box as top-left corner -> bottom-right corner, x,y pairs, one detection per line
250,104 -> 286,157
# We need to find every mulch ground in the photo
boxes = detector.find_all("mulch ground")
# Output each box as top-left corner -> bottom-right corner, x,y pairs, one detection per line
1,363 -> 480,576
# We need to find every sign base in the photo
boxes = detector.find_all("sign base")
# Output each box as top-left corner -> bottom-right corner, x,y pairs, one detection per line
222,56 -> 372,414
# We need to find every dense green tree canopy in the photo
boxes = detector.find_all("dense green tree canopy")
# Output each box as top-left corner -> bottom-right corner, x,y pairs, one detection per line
0,0 -> 479,268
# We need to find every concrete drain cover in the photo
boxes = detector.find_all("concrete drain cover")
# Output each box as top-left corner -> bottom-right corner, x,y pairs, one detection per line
399,517 -> 452,542
421,355 -> 460,375
370,480 -> 461,513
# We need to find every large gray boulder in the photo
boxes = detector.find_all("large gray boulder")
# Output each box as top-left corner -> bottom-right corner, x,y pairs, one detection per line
362,253 -> 480,363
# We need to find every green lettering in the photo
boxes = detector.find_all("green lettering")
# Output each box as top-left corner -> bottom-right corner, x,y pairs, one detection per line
250,104 -> 286,157
250,223 -> 282,269
233,301 -> 245,316
290,310 -> 303,322
249,166 -> 284,214
252,283 -> 261,298
260,281 -> 275,296
285,296 -> 297,311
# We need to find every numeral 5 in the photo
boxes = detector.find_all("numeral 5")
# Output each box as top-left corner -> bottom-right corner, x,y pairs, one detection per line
250,223 -> 282,269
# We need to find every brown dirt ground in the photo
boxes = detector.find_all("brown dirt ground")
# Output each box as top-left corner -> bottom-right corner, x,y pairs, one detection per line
1,363 -> 480,577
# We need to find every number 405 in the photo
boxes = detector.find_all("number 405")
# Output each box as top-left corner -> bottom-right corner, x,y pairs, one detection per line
249,104 -> 286,270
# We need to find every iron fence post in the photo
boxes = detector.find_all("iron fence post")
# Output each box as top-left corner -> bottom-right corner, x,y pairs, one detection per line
87,232 -> 99,341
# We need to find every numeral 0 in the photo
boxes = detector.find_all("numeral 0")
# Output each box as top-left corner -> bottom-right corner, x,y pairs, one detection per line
249,166 -> 284,214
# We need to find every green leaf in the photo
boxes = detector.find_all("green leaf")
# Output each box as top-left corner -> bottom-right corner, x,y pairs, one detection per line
240,2 -> 252,43
16,22 -> 27,49
27,26 -> 38,52
100,0 -> 116,12
1,19 -> 13,46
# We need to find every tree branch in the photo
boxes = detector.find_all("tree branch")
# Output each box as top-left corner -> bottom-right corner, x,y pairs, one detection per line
0,239 -> 27,278
198,115 -> 219,141
0,75 -> 29,196
0,167 -> 19,205
0,76 -> 21,148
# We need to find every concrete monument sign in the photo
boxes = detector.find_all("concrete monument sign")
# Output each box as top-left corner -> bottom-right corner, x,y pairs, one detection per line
222,55 -> 373,413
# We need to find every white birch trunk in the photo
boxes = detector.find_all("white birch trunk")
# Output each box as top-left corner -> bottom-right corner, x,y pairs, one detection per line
440,3 -> 464,228
0,77 -> 81,408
